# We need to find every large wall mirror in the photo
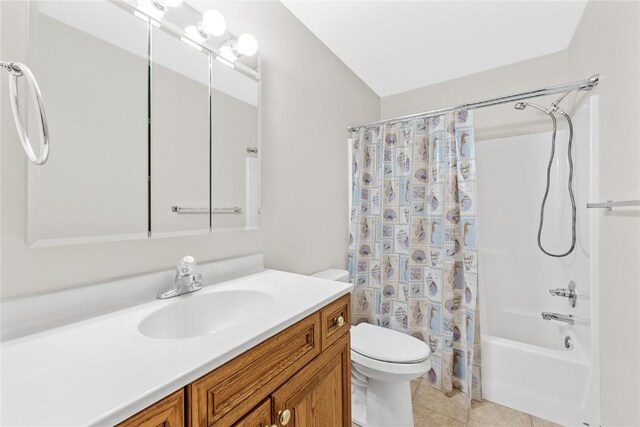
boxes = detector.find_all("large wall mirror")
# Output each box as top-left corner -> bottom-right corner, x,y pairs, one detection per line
25,0 -> 261,246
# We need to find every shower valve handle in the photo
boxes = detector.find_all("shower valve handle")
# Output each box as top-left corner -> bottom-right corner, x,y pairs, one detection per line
549,288 -> 575,297
548,281 -> 577,308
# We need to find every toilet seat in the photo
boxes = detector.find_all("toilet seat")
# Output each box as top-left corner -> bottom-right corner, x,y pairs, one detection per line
351,349 -> 431,381
351,323 -> 430,364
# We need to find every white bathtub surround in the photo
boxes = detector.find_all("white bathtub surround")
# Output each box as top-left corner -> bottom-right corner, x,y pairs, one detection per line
0,257 -> 352,426
476,96 -> 599,426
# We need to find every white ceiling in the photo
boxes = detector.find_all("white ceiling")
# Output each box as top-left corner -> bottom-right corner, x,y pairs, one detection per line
282,1 -> 588,97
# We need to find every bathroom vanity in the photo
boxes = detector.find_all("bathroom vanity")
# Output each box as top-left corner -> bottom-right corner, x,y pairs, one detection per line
0,257 -> 353,426
119,293 -> 351,427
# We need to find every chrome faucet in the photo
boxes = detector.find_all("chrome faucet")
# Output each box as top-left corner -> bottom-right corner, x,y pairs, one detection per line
541,312 -> 574,325
157,256 -> 203,299
549,280 -> 577,307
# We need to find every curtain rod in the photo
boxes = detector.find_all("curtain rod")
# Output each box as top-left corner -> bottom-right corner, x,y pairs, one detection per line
347,73 -> 599,131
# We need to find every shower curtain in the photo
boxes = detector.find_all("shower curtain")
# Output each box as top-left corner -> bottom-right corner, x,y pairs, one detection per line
348,111 -> 482,399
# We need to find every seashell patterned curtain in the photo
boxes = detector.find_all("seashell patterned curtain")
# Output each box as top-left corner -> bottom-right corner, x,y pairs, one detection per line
348,111 -> 482,400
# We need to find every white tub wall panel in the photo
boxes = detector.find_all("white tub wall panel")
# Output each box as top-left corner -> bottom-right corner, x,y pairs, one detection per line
477,98 -> 597,427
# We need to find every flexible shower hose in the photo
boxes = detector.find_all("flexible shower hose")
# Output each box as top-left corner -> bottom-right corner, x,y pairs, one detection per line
538,109 -> 576,257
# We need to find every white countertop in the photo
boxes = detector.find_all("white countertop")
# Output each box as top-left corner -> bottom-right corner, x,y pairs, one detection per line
0,269 -> 352,426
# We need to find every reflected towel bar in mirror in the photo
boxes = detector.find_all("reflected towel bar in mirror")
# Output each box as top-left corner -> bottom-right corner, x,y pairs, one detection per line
171,206 -> 242,214
586,200 -> 640,211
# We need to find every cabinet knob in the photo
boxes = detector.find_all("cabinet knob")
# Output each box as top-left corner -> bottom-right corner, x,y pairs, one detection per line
278,409 -> 291,426
336,315 -> 345,327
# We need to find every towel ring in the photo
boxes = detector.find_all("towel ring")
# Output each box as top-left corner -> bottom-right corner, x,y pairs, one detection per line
1,61 -> 50,165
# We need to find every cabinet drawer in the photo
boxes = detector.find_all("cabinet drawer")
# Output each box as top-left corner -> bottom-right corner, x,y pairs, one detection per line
189,312 -> 320,426
320,293 -> 351,351
117,389 -> 184,427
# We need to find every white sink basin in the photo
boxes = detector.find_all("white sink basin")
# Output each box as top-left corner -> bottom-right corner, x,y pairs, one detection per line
138,289 -> 275,339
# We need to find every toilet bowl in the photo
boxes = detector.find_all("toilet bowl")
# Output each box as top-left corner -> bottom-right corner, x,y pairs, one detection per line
311,270 -> 431,427
351,323 -> 431,427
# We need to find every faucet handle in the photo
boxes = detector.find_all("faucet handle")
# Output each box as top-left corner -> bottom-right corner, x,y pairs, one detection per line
548,281 -> 577,308
177,255 -> 197,275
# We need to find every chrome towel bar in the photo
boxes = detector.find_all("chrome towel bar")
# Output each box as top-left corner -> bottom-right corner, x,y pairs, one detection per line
1,61 -> 50,165
171,206 -> 242,214
587,200 -> 640,211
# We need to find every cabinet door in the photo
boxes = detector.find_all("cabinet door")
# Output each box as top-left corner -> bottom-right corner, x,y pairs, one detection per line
232,399 -> 271,427
150,26 -> 210,237
271,334 -> 350,427
117,389 -> 184,427
189,313 -> 320,426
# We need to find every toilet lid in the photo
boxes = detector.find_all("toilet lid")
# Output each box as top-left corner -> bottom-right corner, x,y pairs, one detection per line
351,323 -> 430,364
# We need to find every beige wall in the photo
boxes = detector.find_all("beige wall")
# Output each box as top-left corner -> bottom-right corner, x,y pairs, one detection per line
0,0 -> 379,298
567,2 -> 640,425
381,2 -> 640,425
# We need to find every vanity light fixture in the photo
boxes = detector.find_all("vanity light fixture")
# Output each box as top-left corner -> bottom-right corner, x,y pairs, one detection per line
219,45 -> 238,63
217,33 -> 258,64
182,9 -> 258,62
237,33 -> 258,56
150,0 -> 182,12
137,0 -> 165,21
136,0 -> 182,22
198,9 -> 227,38
215,53 -> 235,69
184,25 -> 206,44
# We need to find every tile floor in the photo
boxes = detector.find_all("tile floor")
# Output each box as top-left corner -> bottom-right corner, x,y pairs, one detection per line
353,377 -> 562,427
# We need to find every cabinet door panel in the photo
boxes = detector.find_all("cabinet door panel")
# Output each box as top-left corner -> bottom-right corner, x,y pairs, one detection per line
27,1 -> 149,245
232,399 -> 271,427
272,334 -> 350,427
117,389 -> 184,427
150,26 -> 210,237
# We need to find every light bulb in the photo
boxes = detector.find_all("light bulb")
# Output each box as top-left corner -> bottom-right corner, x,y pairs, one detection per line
201,9 -> 226,37
219,45 -> 238,63
237,33 -> 258,56
164,0 -> 182,6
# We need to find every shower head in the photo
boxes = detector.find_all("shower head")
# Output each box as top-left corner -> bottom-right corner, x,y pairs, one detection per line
514,102 -> 527,110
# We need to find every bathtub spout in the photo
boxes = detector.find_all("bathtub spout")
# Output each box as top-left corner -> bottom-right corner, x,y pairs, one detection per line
541,312 -> 574,325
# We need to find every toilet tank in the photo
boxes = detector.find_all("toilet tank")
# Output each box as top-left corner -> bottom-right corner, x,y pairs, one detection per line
311,269 -> 350,283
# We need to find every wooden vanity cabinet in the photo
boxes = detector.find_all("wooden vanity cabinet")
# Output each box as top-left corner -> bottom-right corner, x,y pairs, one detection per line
118,294 -> 351,427
231,399 -> 271,427
271,334 -> 350,427
117,389 -> 185,427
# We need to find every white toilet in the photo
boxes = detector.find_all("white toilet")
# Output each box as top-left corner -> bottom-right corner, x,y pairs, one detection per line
312,270 -> 431,427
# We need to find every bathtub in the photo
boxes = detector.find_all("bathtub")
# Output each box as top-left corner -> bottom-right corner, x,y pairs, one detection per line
481,326 -> 598,426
